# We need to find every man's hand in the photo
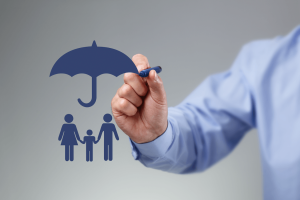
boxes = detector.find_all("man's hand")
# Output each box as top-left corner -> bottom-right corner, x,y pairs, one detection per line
111,54 -> 168,144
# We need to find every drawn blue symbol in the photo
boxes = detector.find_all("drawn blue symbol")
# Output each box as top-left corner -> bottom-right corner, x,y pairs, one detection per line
50,41 -> 139,107
81,129 -> 98,162
97,114 -> 119,161
58,114 -> 81,161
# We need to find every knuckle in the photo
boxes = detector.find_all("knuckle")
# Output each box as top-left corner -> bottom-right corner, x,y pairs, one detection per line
139,86 -> 148,96
124,73 -> 136,83
111,97 -> 115,107
119,98 -> 129,110
157,79 -> 163,87
119,84 -> 132,97
128,106 -> 137,116
155,76 -> 164,87
123,84 -> 132,94
136,98 -> 143,107
111,94 -> 118,107
132,54 -> 144,61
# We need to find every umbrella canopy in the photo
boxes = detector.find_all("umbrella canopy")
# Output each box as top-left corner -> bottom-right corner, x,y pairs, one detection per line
50,41 -> 139,107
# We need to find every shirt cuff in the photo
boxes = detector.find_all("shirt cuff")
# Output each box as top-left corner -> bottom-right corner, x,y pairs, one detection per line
130,120 -> 174,160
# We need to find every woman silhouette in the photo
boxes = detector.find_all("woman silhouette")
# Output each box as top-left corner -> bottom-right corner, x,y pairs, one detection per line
58,114 -> 81,161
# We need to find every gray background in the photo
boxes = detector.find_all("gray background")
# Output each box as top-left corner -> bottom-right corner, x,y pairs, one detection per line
0,0 -> 299,199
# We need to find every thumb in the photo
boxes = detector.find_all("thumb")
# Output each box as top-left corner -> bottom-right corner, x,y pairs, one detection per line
146,70 -> 167,105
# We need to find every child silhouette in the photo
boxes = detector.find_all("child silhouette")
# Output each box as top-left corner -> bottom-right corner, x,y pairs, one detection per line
80,130 -> 98,162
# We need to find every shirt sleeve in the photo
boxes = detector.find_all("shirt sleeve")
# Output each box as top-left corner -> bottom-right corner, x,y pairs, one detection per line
130,43 -> 257,174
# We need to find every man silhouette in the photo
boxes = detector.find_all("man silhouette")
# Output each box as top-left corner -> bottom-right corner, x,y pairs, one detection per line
97,114 -> 119,161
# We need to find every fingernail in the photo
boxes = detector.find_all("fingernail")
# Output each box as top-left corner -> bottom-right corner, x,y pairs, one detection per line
137,65 -> 146,72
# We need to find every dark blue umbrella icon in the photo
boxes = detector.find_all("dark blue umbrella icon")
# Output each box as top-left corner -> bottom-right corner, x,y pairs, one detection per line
50,41 -> 139,107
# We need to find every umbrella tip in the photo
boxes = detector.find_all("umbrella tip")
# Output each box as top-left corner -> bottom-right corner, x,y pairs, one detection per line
92,40 -> 97,47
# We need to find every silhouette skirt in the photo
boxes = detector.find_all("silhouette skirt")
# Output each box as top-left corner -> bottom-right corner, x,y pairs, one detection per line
61,131 -> 78,145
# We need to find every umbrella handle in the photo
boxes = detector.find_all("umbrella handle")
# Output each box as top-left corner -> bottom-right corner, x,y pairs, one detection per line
78,76 -> 97,107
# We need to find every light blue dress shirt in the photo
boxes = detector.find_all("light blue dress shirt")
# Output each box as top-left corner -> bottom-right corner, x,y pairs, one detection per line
130,25 -> 300,200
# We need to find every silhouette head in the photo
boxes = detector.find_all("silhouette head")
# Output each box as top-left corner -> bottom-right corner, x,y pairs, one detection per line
64,114 -> 73,123
103,113 -> 112,122
87,129 -> 93,136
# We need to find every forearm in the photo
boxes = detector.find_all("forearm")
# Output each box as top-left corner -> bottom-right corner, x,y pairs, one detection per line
58,131 -> 64,140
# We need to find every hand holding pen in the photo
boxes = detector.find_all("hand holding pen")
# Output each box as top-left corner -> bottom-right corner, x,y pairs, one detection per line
111,54 -> 168,144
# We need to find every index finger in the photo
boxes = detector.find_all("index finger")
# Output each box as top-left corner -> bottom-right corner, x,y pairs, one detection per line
123,54 -> 150,96
132,54 -> 150,72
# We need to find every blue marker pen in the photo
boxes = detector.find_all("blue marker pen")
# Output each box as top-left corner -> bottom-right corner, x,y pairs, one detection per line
139,66 -> 162,77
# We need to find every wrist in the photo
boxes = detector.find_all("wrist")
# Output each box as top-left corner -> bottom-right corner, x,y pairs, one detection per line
130,120 -> 173,158
131,120 -> 168,144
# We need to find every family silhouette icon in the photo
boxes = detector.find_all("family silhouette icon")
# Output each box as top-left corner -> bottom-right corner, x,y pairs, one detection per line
58,114 -> 119,162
